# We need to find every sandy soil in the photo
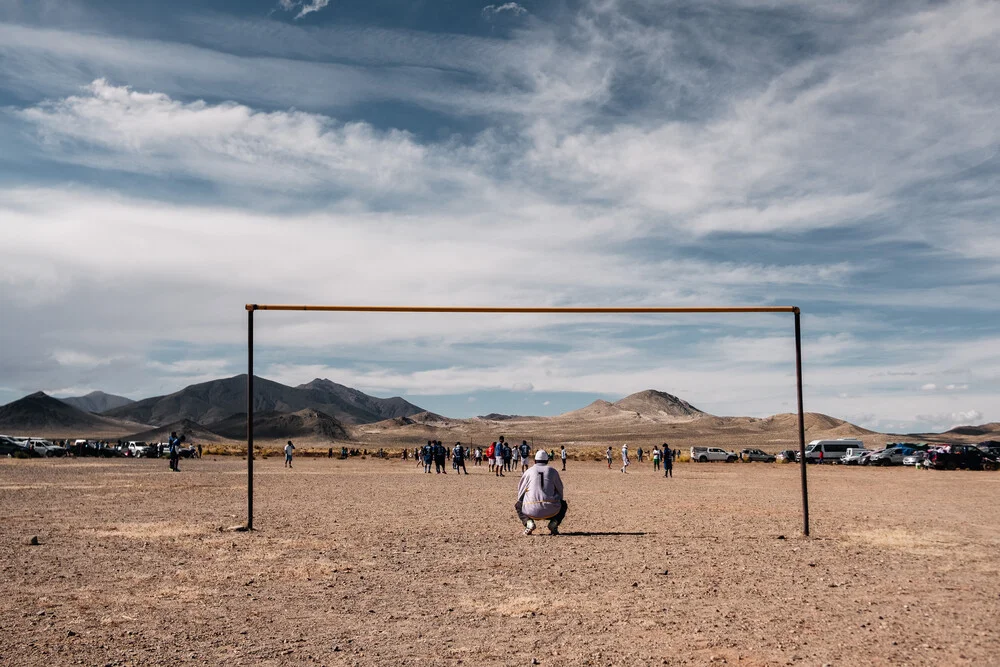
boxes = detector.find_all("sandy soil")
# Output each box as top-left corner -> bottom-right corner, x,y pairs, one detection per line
1,457 -> 998,666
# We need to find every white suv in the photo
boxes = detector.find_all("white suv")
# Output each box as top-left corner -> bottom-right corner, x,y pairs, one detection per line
690,446 -> 737,463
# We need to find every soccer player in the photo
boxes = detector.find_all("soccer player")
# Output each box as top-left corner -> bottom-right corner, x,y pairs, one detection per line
621,443 -> 630,473
452,442 -> 468,475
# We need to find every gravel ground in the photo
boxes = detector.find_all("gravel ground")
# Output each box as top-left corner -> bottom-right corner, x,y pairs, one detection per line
1,456 -> 998,666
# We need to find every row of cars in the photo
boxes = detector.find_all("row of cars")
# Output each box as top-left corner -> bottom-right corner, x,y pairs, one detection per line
692,438 -> 1000,471
1,436 -> 199,459
0,436 -> 69,457
840,442 -> 999,470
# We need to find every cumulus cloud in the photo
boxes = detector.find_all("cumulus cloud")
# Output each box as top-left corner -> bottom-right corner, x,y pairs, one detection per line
921,384 -> 937,391
15,79 -> 468,197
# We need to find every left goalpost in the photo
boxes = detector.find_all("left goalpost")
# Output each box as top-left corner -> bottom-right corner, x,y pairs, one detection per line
243,304 -> 811,535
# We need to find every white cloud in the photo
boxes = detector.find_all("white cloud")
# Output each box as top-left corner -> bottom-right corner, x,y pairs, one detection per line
483,3 -> 528,17
543,400 -> 550,406
922,383 -> 937,391
467,396 -> 477,403
277,0 -> 332,20
16,80 -> 466,196
913,409 -> 983,431
945,384 -> 968,391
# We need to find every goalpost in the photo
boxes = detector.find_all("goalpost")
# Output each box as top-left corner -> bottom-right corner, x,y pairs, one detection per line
244,304 -> 811,535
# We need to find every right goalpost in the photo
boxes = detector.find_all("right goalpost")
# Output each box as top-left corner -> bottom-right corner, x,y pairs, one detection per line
243,304 -> 811,535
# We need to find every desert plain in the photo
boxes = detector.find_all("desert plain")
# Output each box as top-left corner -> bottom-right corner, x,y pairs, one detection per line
1,454 -> 998,667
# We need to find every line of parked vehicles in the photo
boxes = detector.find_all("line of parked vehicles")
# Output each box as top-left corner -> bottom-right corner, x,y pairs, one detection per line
692,438 -> 1000,471
0,436 -> 199,459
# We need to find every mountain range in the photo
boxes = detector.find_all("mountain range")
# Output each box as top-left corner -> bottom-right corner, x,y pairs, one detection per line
0,377 -> 997,448
101,375 -> 423,427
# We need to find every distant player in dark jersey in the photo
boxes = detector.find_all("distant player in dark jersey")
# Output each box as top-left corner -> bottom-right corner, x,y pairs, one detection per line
452,442 -> 468,475
519,440 -> 531,471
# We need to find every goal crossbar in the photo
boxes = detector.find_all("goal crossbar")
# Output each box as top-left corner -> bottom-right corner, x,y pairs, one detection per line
244,304 -> 810,535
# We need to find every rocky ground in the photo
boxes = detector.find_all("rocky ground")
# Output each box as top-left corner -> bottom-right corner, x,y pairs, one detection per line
1,456 -> 998,666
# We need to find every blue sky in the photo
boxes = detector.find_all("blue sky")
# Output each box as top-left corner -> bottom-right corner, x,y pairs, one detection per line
0,0 -> 998,433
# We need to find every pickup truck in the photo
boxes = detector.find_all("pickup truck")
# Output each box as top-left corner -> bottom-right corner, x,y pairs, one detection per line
690,446 -> 737,463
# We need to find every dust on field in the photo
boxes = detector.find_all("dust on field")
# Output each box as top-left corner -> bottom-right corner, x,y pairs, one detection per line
1,457 -> 997,666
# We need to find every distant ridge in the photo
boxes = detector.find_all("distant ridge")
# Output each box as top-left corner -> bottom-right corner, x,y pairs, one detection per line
0,392 -> 142,435
61,391 -> 134,414
124,419 -> 225,444
207,409 -> 349,440
103,375 -> 424,427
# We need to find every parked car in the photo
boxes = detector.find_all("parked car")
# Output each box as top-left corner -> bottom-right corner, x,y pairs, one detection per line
22,438 -> 67,457
868,447 -> 913,466
126,441 -> 150,457
0,435 -> 26,456
2,436 -> 42,458
902,451 -> 928,466
740,448 -> 776,462
840,448 -> 871,465
690,446 -> 737,462
776,450 -> 798,463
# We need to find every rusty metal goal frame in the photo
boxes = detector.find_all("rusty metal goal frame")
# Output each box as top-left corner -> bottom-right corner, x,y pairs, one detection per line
244,304 -> 811,535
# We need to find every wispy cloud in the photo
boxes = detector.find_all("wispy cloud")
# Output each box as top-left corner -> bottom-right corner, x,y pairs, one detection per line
482,3 -> 528,18
278,0 -> 332,20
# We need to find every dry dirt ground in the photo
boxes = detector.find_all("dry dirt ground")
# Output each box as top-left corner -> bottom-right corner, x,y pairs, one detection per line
1,457 -> 998,666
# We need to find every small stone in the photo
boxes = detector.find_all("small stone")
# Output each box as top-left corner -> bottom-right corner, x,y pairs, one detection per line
777,535 -> 785,540
66,630 -> 76,637
632,582 -> 638,587
532,659 -> 540,665
29,536 -> 39,546
333,646 -> 341,652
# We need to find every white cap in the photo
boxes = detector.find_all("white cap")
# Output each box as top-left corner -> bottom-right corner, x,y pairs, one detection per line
534,450 -> 549,462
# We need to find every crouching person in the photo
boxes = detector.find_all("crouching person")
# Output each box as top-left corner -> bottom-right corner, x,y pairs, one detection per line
515,450 -> 567,536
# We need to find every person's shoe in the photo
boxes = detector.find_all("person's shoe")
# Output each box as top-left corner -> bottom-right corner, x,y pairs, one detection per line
524,520 -> 535,535
548,520 -> 559,535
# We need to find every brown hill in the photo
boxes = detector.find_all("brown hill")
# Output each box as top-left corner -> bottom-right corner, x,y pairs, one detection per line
613,390 -> 705,420
206,409 -> 349,441
756,412 -> 874,436
61,390 -> 135,413
557,399 -> 623,421
0,392 -> 146,437
556,391 -> 705,423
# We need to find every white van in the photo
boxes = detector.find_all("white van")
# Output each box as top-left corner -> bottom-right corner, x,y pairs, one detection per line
800,438 -> 864,463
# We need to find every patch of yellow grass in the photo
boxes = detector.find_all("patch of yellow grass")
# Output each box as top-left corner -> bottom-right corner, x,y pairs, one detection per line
845,528 -> 961,556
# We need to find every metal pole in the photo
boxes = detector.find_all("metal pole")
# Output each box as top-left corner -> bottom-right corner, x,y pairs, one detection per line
794,308 -> 809,537
247,307 -> 255,531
